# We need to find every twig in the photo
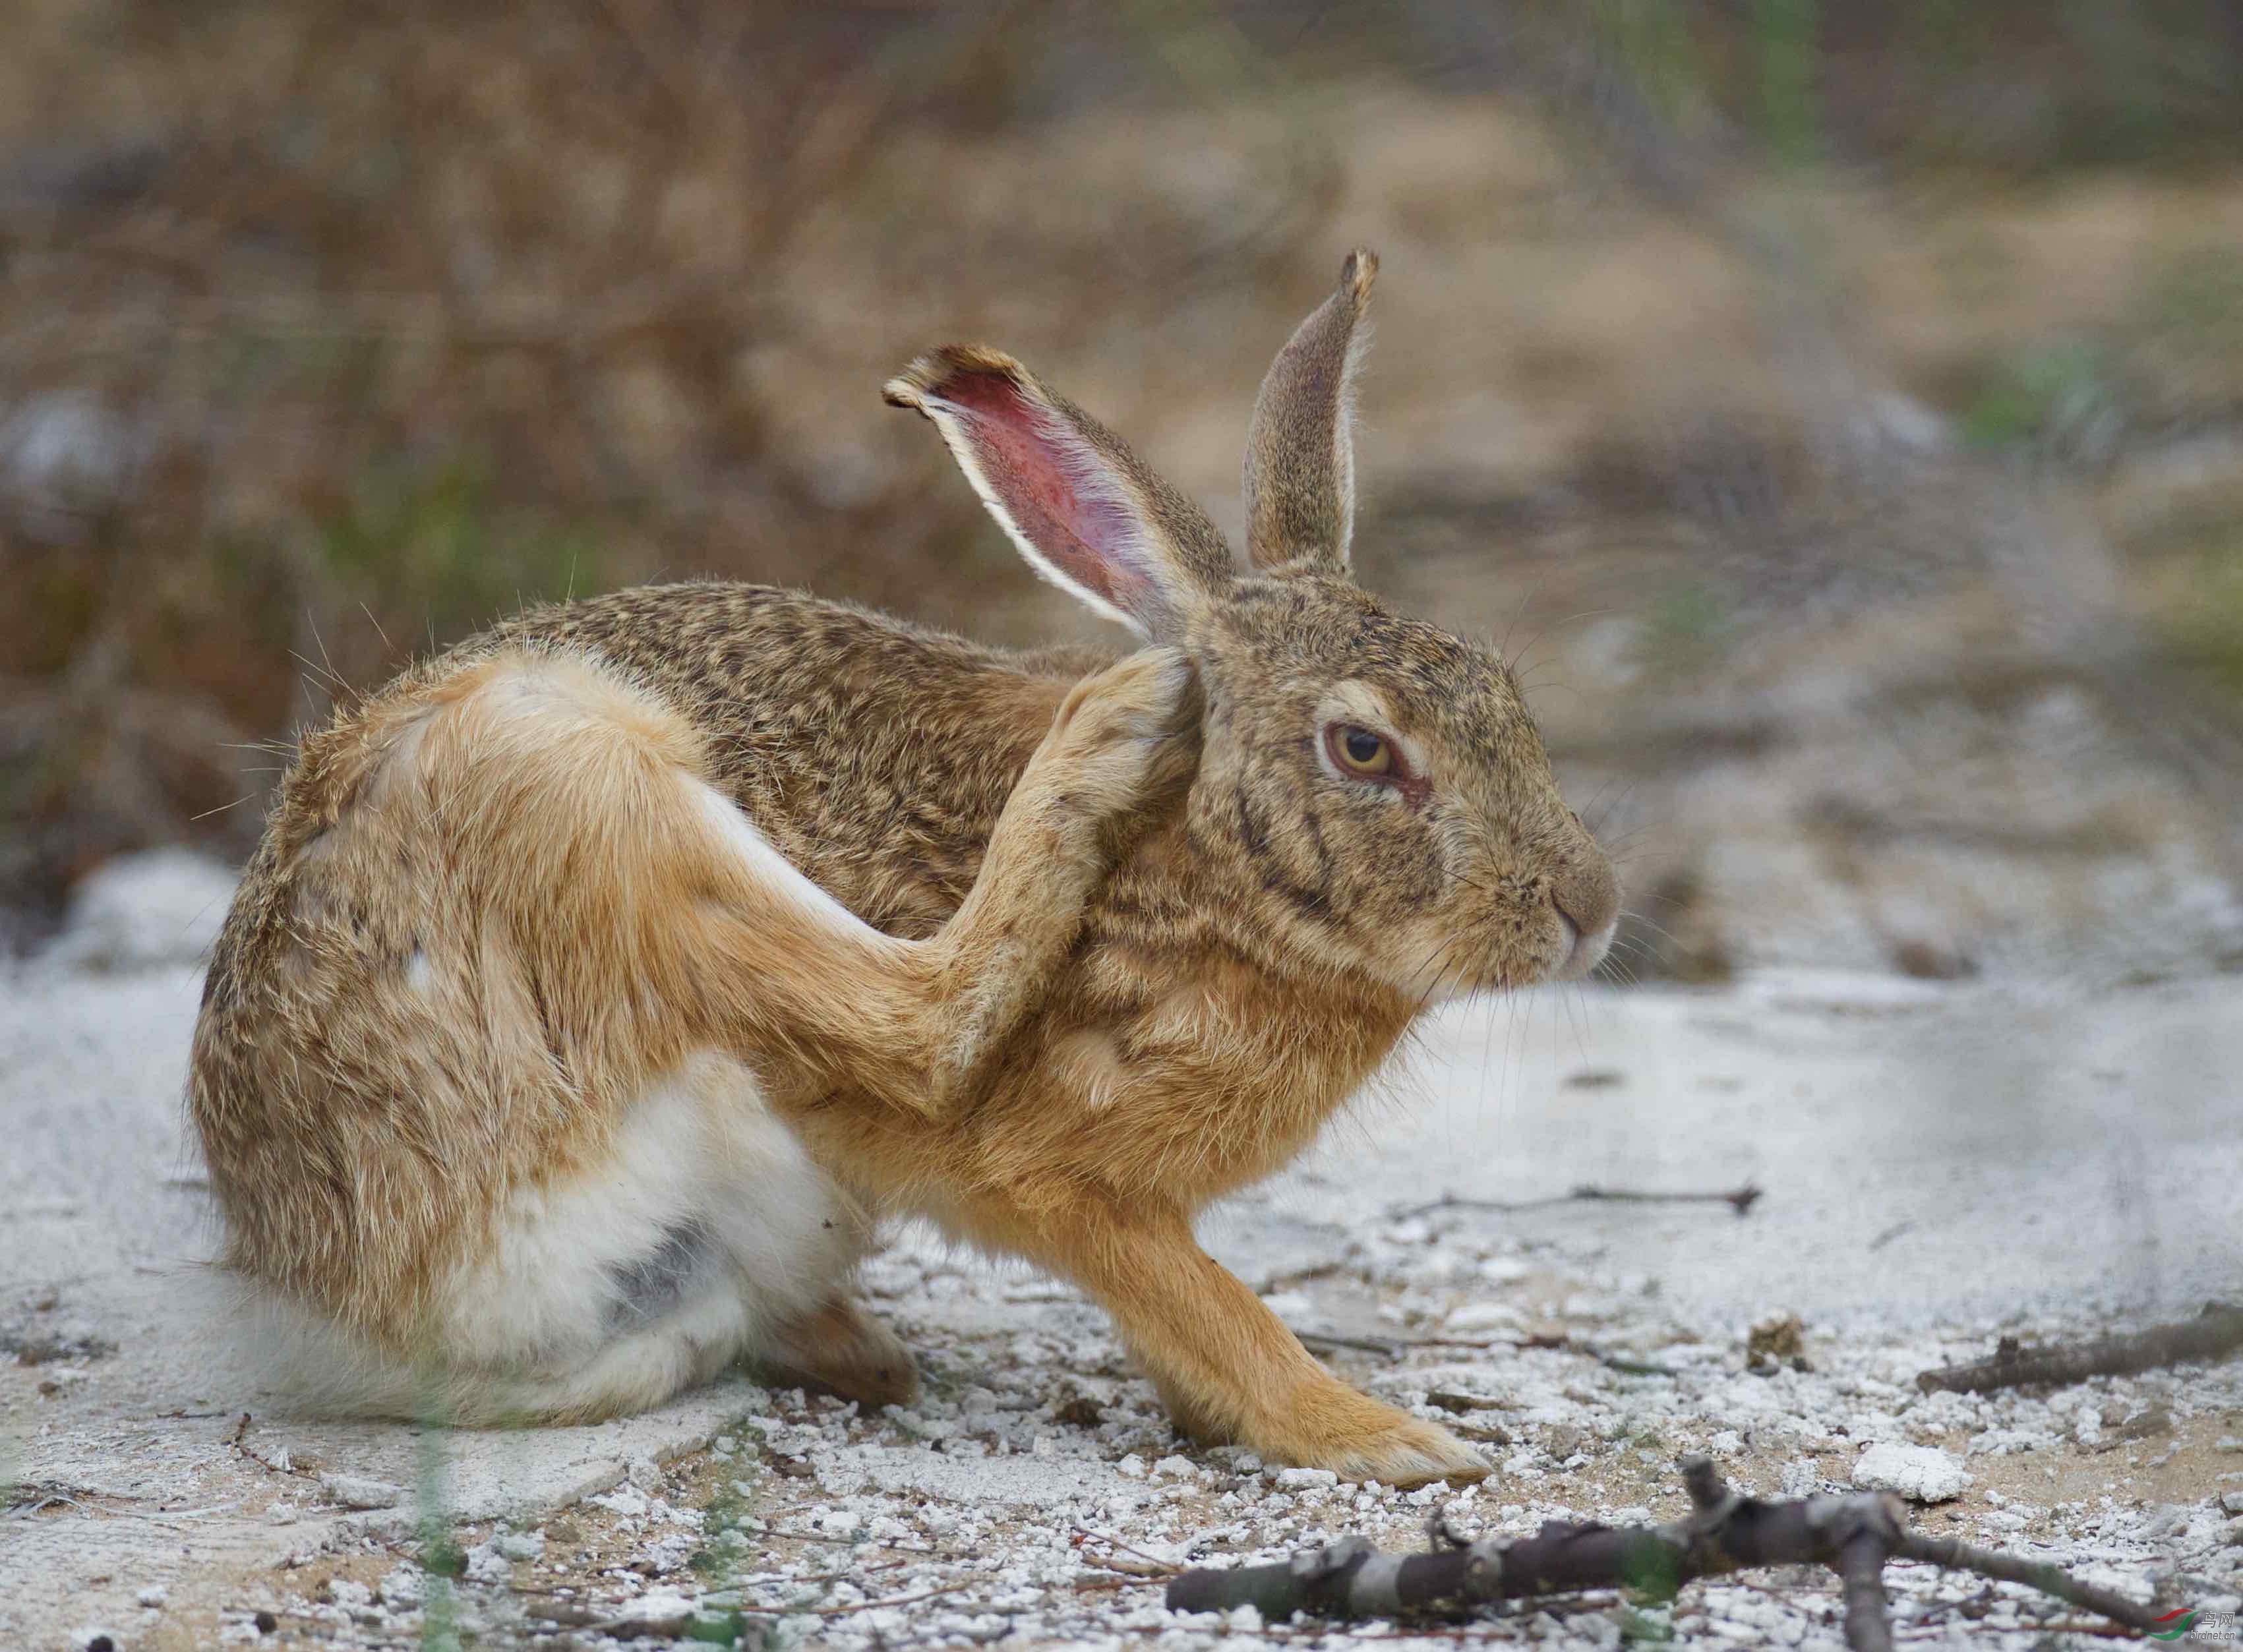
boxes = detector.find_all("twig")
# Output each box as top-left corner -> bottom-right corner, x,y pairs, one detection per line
736,1521 -> 935,1555
1915,1301 -> 2243,1394
1406,1332 -> 1679,1377
743,1582 -> 972,1620
1072,1523 -> 1183,1576
1390,1182 -> 1762,1223
1890,1529 -> 2174,1630
1292,1330 -> 1406,1360
1163,1457 -> 2161,1647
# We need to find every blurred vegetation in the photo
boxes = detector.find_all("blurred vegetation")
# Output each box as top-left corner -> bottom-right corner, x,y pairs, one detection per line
3,0 -> 2242,951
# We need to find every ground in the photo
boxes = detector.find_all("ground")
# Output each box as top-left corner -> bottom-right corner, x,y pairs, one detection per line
3,857 -> 2240,1651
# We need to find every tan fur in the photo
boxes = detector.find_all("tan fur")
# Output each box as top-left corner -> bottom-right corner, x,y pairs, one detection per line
189,250 -> 1618,1485
1245,247 -> 1379,570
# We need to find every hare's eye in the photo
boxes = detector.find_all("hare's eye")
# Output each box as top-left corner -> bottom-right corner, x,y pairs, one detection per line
1328,723 -> 1394,778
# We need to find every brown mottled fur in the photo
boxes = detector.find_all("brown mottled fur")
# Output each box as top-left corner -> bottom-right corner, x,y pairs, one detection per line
189,251 -> 1617,1483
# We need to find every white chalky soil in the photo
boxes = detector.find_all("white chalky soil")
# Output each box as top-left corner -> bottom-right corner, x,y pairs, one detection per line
3,856 -> 2240,1649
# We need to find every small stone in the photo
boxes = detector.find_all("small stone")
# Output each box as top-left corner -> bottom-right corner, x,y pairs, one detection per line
1274,1467 -> 1339,1490
2116,1405 -> 2172,1440
626,1454 -> 663,1492
1778,1458 -> 1822,1499
318,1473 -> 404,1510
253,1609 -> 279,1634
1444,1302 -> 1522,1334
2219,1490 -> 2243,1517
494,1528 -> 546,1562
1853,1442 -> 1969,1503
136,1585 -> 167,1608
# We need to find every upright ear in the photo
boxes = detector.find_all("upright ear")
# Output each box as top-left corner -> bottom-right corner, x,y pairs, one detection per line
1242,247 -> 1378,574
885,347 -> 1234,643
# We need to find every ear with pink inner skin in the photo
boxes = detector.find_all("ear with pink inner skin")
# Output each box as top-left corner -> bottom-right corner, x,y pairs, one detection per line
885,347 -> 1235,643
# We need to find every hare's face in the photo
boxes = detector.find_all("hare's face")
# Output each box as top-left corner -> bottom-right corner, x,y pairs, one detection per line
1193,572 -> 1617,999
889,247 -> 1619,999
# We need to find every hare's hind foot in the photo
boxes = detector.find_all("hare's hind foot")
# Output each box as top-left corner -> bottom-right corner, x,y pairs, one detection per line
760,1293 -> 918,1409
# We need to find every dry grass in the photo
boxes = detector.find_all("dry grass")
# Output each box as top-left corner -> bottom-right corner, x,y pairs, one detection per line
3,1 -> 2242,950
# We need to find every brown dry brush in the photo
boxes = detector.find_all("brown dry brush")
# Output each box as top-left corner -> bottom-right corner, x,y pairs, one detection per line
1166,1459 -> 2165,1651
0,1 -> 1352,926
0,2 -> 1069,914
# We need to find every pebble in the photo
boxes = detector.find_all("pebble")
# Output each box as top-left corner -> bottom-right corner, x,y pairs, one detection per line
318,1473 -> 404,1511
1853,1442 -> 1971,1502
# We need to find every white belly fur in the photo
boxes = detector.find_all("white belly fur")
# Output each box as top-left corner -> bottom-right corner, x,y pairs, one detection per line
440,1049 -> 865,1382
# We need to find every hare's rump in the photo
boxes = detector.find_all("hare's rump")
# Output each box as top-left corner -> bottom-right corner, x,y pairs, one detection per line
194,647 -> 910,1421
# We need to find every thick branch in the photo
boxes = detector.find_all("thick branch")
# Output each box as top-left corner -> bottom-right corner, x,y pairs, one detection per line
1915,1301 -> 2243,1394
1164,1458 -> 2161,1644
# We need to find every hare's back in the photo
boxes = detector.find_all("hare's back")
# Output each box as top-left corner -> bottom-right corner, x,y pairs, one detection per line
485,581 -> 1105,934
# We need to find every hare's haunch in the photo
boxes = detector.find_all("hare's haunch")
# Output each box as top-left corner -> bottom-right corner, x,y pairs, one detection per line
189,251 -> 1617,1486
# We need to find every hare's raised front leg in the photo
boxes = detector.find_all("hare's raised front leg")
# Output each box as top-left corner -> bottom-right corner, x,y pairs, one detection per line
676,645 -> 1197,1111
916,645 -> 1199,1100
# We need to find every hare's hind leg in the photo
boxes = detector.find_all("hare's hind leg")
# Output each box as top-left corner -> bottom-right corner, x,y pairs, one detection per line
384,645 -> 1172,1419
762,1293 -> 918,1408
419,643 -> 1194,1125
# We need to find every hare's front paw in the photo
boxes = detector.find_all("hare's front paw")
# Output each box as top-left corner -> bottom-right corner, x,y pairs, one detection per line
1044,646 -> 1200,815
1265,1391 -> 1491,1489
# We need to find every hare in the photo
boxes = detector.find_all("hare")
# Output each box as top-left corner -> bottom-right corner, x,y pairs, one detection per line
188,249 -> 1617,1487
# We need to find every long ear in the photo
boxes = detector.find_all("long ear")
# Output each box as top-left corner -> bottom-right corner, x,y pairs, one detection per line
885,346 -> 1234,642
1242,247 -> 1377,574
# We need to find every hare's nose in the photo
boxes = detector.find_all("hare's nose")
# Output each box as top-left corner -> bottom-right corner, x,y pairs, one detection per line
1550,860 -> 1620,980
1552,864 -> 1618,947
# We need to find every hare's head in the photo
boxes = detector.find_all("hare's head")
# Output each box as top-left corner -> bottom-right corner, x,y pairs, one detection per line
887,250 -> 1617,999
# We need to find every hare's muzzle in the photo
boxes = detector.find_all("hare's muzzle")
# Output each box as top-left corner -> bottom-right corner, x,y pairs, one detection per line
1549,856 -> 1621,982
